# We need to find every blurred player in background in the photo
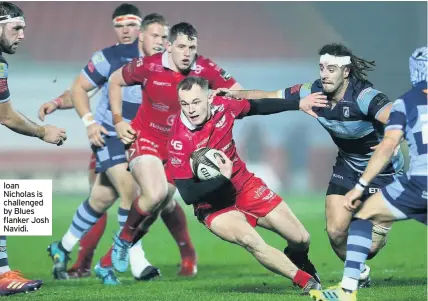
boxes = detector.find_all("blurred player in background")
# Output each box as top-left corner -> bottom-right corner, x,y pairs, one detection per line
309,47 -> 427,301
107,22 -> 242,275
0,1 -> 67,296
40,4 -> 145,279
220,43 -> 404,287
47,9 -> 197,285
167,76 -> 326,294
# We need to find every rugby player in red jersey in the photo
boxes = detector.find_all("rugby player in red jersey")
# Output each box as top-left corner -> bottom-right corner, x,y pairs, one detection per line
166,76 -> 327,294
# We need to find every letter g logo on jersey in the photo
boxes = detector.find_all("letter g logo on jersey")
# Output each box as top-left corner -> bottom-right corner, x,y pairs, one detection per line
171,140 -> 183,150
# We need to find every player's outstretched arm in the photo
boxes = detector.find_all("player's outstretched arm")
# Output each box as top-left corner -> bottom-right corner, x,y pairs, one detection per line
215,88 -> 281,99
0,101 -> 67,145
39,87 -> 101,122
246,93 -> 327,117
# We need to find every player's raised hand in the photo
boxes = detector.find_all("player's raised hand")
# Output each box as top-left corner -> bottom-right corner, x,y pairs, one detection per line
344,188 -> 363,212
299,92 -> 329,118
214,150 -> 233,179
38,101 -> 59,121
115,121 -> 136,145
87,123 -> 109,147
41,125 -> 67,146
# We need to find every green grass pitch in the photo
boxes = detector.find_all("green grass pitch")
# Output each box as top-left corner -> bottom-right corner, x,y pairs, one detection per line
5,194 -> 427,301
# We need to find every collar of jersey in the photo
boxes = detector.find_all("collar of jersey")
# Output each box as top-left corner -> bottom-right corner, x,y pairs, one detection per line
180,106 -> 218,131
162,51 -> 196,71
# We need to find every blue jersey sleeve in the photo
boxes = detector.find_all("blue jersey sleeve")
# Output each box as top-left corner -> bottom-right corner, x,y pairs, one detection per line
357,88 -> 391,120
0,61 -> 10,103
81,50 -> 111,87
385,98 -> 407,132
282,82 -> 313,101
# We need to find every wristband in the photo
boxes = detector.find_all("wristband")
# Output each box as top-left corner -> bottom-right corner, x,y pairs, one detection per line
82,112 -> 96,128
358,178 -> 368,188
113,114 -> 123,125
52,97 -> 62,108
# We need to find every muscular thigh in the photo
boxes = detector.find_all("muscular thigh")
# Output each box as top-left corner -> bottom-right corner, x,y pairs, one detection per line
210,210 -> 261,246
257,201 -> 308,243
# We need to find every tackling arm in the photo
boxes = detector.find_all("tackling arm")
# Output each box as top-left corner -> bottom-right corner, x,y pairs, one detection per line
360,129 -> 404,184
174,176 -> 234,205
0,101 -> 45,138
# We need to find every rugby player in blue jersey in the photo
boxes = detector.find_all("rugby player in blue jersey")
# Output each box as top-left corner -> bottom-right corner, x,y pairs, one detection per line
309,47 -> 427,301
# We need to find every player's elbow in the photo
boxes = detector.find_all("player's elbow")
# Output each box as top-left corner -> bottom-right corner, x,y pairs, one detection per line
378,139 -> 397,157
109,69 -> 125,87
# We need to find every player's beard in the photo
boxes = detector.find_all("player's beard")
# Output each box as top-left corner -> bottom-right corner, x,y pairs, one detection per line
0,30 -> 16,54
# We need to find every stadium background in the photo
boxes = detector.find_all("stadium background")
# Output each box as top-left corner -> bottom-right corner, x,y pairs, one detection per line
2,1 -> 426,195
0,2 -> 427,300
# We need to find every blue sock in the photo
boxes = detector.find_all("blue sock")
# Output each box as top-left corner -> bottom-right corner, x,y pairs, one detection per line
118,207 -> 129,231
0,236 -> 10,273
61,198 -> 103,252
341,218 -> 373,292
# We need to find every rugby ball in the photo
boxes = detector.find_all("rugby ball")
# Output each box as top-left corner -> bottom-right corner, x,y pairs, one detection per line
190,147 -> 225,181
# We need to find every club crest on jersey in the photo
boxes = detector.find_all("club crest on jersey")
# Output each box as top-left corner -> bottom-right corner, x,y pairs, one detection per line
343,106 -> 350,118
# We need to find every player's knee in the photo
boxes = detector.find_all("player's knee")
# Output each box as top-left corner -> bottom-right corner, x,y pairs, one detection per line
237,233 -> 265,254
141,184 -> 169,208
367,224 -> 390,259
327,227 -> 348,247
89,187 -> 116,211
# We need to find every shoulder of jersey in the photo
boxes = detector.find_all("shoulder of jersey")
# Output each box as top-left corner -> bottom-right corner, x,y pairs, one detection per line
0,55 -> 7,65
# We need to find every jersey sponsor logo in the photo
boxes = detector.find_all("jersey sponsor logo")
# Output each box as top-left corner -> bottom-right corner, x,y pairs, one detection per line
194,65 -> 204,74
171,140 -> 183,150
213,104 -> 225,112
220,69 -> 231,80
368,187 -> 380,194
215,115 -> 227,128
196,137 -> 209,148
333,173 -> 343,180
343,106 -> 350,118
170,157 -> 183,166
93,53 -> 106,64
169,150 -> 185,156
301,83 -> 312,91
136,57 -> 144,67
254,186 -> 267,199
263,190 -> 275,201
0,78 -> 8,94
88,61 -> 95,73
152,102 -> 169,112
150,122 -> 170,132
167,114 -> 177,126
0,63 -> 8,78
290,84 -> 302,94
372,93 -> 389,108
357,87 -> 373,102
120,57 -> 132,63
153,80 -> 171,87
140,137 -> 158,148
221,141 -> 233,152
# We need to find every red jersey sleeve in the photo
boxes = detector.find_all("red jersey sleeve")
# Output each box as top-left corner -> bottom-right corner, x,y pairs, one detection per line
122,57 -> 148,86
218,96 -> 251,119
198,57 -> 237,89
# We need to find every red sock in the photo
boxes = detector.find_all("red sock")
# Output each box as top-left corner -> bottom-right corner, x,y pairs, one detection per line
74,212 -> 107,268
161,201 -> 196,259
100,246 -> 113,267
119,199 -> 151,242
292,269 -> 312,288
